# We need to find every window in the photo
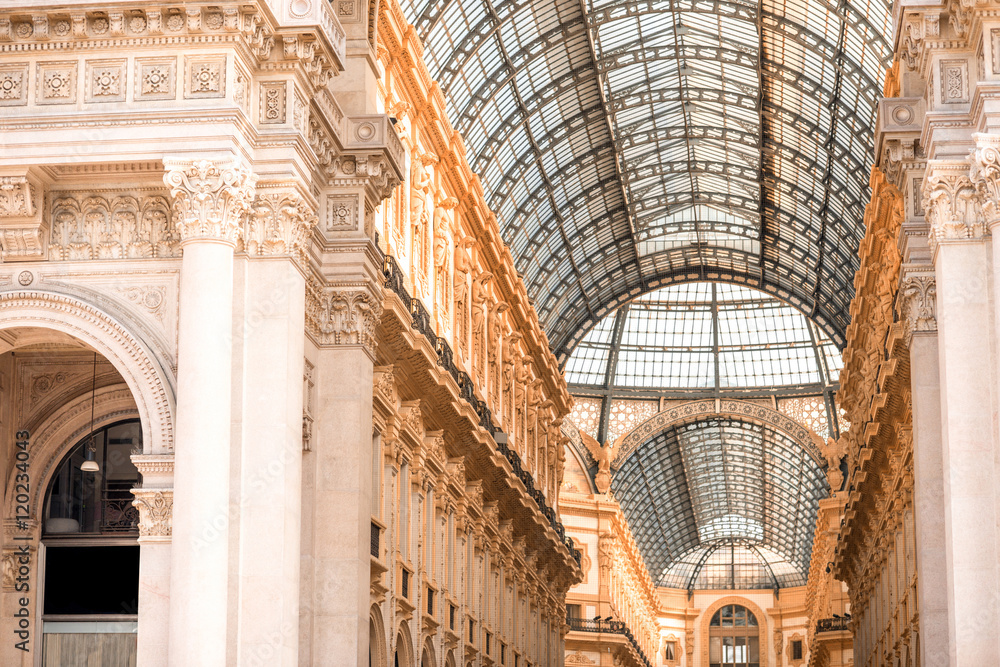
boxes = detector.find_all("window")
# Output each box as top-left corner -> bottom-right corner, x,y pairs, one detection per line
664,641 -> 676,660
566,604 -> 581,619
792,640 -> 803,660
44,420 -> 141,535
709,605 -> 760,667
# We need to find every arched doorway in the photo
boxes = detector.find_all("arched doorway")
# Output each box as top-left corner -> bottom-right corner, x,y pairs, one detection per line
41,419 -> 141,664
0,301 -> 173,666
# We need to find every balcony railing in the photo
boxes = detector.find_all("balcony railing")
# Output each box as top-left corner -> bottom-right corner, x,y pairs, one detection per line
566,618 -> 653,667
816,616 -> 851,633
381,252 -> 581,568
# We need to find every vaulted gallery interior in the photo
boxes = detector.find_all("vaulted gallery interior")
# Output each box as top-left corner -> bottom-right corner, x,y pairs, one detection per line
0,0 -> 994,665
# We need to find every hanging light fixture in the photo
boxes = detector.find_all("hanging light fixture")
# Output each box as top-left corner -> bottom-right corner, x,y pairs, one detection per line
81,351 -> 100,473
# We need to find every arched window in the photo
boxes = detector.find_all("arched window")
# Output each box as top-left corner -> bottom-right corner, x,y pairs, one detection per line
44,419 -> 141,535
709,604 -> 760,667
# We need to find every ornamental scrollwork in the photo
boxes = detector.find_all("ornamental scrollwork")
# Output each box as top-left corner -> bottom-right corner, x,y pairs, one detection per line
162,158 -> 257,244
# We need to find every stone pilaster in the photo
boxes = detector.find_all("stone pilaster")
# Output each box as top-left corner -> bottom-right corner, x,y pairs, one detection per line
131,454 -> 174,667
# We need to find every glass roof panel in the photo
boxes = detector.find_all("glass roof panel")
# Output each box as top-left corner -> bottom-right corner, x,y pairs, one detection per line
399,0 -> 891,360
612,417 -> 827,589
566,281 -> 841,392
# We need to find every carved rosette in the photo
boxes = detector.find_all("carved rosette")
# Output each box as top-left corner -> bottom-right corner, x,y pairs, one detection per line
922,161 -> 986,246
162,158 -> 257,245
131,489 -> 173,541
313,286 -> 383,356
896,273 -> 937,344
242,191 -> 318,264
971,133 -> 1000,227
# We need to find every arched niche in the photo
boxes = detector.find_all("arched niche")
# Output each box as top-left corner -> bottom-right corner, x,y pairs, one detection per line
0,290 -> 175,453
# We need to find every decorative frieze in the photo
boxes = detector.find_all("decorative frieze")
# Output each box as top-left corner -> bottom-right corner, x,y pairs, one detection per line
184,55 -> 226,98
85,59 -> 126,103
135,57 -> 176,99
49,190 -> 178,260
162,158 -> 257,245
36,60 -> 77,104
0,63 -> 27,106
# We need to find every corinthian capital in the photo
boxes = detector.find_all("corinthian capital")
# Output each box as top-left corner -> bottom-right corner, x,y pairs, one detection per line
896,273 -> 937,345
242,190 -> 318,265
971,133 -> 1000,227
922,160 -> 986,247
131,489 -> 173,542
162,158 -> 258,245
310,284 -> 383,356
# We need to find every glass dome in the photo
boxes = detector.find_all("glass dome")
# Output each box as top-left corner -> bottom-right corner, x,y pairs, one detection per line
564,282 -> 842,391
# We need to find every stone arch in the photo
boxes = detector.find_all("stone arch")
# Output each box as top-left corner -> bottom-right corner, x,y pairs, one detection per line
0,289 -> 175,453
394,620 -> 413,667
370,604 -> 388,667
700,596 -> 770,667
4,385 -> 139,523
419,637 -> 435,667
444,649 -> 456,667
611,398 -> 823,470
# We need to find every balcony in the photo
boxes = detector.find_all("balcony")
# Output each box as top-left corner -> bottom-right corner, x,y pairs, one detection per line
566,618 -> 653,667
816,616 -> 851,633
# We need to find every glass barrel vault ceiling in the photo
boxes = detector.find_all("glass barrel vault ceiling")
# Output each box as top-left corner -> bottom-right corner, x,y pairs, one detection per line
399,0 -> 892,361
612,417 -> 828,589
564,281 -> 843,392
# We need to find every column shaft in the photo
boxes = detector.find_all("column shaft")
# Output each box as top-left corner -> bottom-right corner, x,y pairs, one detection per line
169,240 -> 236,665
934,239 -> 1000,664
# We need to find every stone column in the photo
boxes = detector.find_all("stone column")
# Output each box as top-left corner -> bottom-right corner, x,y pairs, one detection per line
233,190 -> 315,665
163,158 -> 256,666
897,270 -> 949,665
304,270 -> 383,665
923,159 -> 999,664
131,456 -> 174,667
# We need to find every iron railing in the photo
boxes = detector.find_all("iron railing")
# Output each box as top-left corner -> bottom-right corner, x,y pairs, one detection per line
566,618 -> 653,667
816,616 -> 851,633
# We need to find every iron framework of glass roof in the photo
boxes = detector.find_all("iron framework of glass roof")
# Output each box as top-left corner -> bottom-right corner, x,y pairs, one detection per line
565,281 -> 843,442
611,417 -> 828,590
398,0 -> 892,361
